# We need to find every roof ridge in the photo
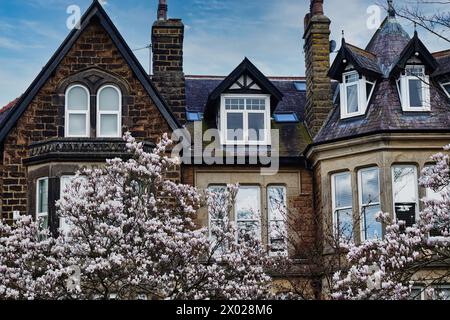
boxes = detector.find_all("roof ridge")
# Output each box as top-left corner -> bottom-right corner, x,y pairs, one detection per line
186,75 -> 306,81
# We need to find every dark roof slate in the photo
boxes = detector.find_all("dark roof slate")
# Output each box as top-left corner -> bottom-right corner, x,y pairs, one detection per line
365,16 -> 411,76
186,76 -> 306,121
314,12 -> 450,145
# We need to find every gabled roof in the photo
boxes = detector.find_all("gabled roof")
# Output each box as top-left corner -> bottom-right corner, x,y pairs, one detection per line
328,40 -> 382,80
390,31 -> 439,76
0,0 -> 181,144
186,76 -> 306,121
203,58 -> 284,120
208,58 -> 283,102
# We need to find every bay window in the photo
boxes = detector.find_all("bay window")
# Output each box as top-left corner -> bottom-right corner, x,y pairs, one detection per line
358,167 -> 382,240
397,65 -> 431,111
65,85 -> 90,137
220,95 -> 270,145
340,71 -> 375,119
267,186 -> 287,255
36,177 -> 49,231
331,172 -> 354,241
97,85 -> 122,138
392,165 -> 419,228
60,176 -> 75,235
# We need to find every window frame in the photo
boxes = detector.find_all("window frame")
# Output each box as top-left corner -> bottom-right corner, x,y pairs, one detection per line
397,65 -> 431,112
340,70 -> 376,119
331,172 -> 354,241
220,94 -> 271,146
97,84 -> 122,138
207,185 -> 227,242
391,165 -> 420,227
65,84 -> 90,138
267,185 -> 288,255
36,177 -> 49,231
358,167 -> 382,241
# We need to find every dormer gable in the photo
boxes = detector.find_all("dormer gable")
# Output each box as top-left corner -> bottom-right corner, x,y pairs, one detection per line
204,58 -> 283,123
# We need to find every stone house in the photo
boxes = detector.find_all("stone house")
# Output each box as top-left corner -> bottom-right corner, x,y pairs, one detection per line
0,0 -> 450,298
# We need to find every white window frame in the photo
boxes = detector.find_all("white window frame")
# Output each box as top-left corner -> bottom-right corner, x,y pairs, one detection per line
220,94 -> 271,146
36,177 -> 49,231
267,185 -> 288,256
331,172 -> 354,240
397,65 -> 431,111
358,167 -> 382,241
439,81 -> 450,98
340,71 -> 375,119
65,84 -> 90,138
97,85 -> 122,138
235,185 -> 262,242
391,165 -> 420,225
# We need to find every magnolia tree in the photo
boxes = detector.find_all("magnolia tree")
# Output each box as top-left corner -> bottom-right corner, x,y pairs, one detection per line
332,146 -> 450,300
0,133 -> 279,300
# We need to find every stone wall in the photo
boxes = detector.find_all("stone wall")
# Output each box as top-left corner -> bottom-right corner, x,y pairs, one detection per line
1,20 -> 175,221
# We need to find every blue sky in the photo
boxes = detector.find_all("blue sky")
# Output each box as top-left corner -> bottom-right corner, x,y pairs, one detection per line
0,0 -> 448,107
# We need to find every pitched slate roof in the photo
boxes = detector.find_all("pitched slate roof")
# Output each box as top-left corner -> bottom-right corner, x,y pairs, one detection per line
0,0 -> 181,145
186,76 -> 306,120
366,16 -> 411,76
314,12 -> 450,146
185,75 -> 316,156
433,50 -> 450,78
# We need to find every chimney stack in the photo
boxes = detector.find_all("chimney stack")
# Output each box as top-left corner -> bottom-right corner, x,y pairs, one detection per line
303,0 -> 332,138
152,0 -> 186,123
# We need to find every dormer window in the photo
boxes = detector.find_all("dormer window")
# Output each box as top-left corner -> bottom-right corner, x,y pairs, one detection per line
397,65 -> 430,111
340,71 -> 375,119
220,94 -> 271,145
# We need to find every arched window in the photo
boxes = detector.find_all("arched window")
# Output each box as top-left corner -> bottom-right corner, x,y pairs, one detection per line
97,85 -> 122,138
65,85 -> 90,137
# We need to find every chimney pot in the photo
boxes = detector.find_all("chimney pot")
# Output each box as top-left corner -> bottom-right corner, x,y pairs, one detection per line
158,0 -> 168,21
310,0 -> 324,16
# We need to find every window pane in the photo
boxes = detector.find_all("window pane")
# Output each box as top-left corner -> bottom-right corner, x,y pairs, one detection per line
362,204 -> 382,240
345,73 -> 359,83
268,186 -> 287,253
226,113 -> 244,141
444,84 -> 450,96
335,208 -> 353,241
360,168 -> 380,205
268,186 -> 286,221
68,114 -> 87,136
393,166 -> 417,203
409,79 -> 423,107
366,82 -> 374,99
236,187 -> 260,221
225,98 -> 245,110
38,179 -> 48,214
247,99 -> 265,110
100,114 -> 119,137
248,113 -> 265,142
99,87 -> 120,111
334,173 -> 352,208
346,84 -> 359,113
68,86 -> 88,110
